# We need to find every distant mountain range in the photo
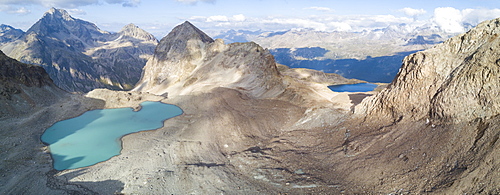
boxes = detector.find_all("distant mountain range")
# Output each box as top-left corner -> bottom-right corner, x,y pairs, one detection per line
0,8 -> 158,92
0,8 -> 470,91
214,23 -> 462,58
214,23 -> 464,82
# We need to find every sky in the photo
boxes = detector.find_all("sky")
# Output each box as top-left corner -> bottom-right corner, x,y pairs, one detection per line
1,0 -> 500,38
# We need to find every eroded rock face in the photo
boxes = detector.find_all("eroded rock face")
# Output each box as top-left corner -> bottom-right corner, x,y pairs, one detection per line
356,18 -> 500,124
135,21 -> 285,99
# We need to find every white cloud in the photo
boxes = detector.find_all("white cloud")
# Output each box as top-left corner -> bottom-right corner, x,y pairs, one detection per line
67,8 -> 86,15
399,7 -> 426,17
232,14 -> 245,22
318,15 -> 413,32
119,0 -> 141,7
328,22 -> 352,31
461,8 -> 500,26
186,14 -> 415,33
26,0 -> 98,8
191,14 -> 246,23
263,18 -> 328,31
105,0 -> 140,7
0,5 -> 31,15
188,16 -> 207,21
179,7 -> 500,35
0,0 -> 140,8
206,15 -> 228,22
433,7 -> 465,33
432,7 -> 500,33
12,7 -> 31,14
174,0 -> 215,5
304,6 -> 332,12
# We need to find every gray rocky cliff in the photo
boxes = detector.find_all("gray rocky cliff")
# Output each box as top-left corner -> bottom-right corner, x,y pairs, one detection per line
0,8 -> 158,92
135,21 -> 285,98
356,17 -> 500,124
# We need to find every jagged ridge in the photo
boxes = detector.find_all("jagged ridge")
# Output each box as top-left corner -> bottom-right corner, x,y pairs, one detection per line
356,18 -> 500,124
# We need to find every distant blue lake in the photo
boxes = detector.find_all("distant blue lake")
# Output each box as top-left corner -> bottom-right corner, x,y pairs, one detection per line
270,48 -> 417,83
41,101 -> 183,170
328,83 -> 377,92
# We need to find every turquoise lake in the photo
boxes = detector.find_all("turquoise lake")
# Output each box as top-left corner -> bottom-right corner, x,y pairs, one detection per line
328,83 -> 377,92
41,101 -> 183,170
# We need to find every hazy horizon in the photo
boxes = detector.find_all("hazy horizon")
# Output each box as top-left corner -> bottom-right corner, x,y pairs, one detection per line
1,0 -> 499,39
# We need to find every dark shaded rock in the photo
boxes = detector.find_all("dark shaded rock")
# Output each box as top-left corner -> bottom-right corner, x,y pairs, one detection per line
0,50 -> 53,99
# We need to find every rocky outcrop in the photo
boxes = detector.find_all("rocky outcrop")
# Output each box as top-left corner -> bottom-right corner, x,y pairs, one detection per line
356,18 -> 500,124
0,50 -> 66,117
0,50 -> 52,88
135,21 -> 285,98
0,8 -> 158,92
135,21 -> 214,90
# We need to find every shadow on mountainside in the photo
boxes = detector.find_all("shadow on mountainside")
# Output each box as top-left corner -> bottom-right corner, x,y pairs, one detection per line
47,169 -> 125,194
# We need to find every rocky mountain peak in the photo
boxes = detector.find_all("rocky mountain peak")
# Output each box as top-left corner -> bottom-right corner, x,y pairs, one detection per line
45,7 -> 73,21
121,23 -> 139,31
119,23 -> 157,42
0,24 -> 24,43
27,7 -> 107,39
356,17 -> 500,125
154,21 -> 214,60
172,21 -> 213,42
135,21 -> 284,98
